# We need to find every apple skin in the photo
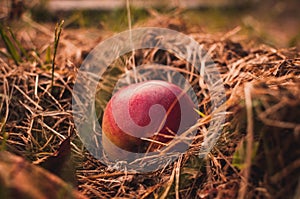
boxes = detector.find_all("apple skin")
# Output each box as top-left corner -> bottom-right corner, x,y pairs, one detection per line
102,80 -> 196,156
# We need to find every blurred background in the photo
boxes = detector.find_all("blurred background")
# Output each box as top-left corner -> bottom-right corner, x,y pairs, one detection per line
1,0 -> 300,48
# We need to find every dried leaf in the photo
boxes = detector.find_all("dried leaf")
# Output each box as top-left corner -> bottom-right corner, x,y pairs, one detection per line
39,136 -> 77,186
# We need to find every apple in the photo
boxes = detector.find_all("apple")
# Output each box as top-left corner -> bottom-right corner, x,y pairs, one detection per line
102,80 -> 197,158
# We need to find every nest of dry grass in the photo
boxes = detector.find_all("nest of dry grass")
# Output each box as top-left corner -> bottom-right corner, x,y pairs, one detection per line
0,15 -> 300,199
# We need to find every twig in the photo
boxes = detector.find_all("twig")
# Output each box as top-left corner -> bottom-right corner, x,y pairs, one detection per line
238,83 -> 254,199
175,155 -> 183,199
160,162 -> 176,199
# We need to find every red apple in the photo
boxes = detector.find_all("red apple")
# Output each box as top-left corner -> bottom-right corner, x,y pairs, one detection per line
102,80 -> 197,157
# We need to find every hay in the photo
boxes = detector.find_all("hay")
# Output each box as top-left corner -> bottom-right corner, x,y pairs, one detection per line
0,15 -> 300,199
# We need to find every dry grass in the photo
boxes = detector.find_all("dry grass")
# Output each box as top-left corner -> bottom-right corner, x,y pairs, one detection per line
0,13 -> 300,199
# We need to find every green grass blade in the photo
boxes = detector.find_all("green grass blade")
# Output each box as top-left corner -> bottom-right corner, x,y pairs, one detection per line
193,108 -> 206,118
0,50 -> 10,58
0,25 -> 21,65
51,20 -> 64,88
45,45 -> 52,64
232,139 -> 259,170
7,27 -> 29,60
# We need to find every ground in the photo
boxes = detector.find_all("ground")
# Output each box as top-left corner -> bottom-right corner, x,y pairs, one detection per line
0,1 -> 300,199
